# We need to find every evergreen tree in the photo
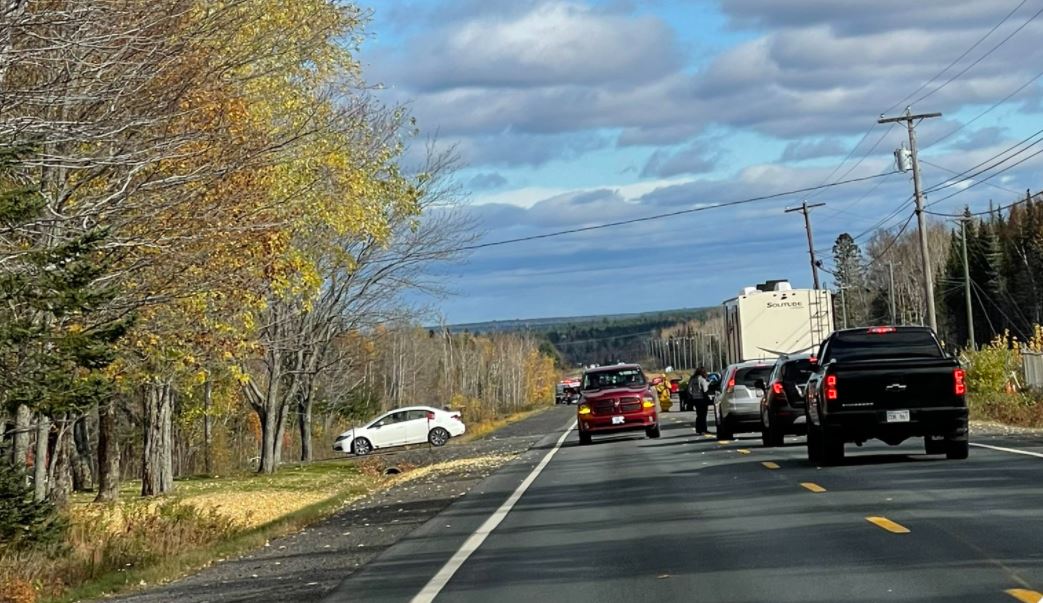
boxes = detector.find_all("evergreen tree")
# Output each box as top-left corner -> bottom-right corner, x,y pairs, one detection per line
832,233 -> 869,326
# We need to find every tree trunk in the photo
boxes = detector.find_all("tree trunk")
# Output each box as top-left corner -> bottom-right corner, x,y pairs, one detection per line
49,421 -> 74,508
203,378 -> 213,475
258,407 -> 278,473
71,415 -> 94,491
33,415 -> 49,502
141,381 -> 174,496
12,404 -> 30,479
298,395 -> 312,462
94,396 -> 121,503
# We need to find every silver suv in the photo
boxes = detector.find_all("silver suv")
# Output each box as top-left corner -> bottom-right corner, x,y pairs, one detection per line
714,360 -> 775,440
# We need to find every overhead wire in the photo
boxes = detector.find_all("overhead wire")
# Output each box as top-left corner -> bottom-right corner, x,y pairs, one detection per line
923,144 -> 1043,212
922,127 -> 1043,195
453,171 -> 896,252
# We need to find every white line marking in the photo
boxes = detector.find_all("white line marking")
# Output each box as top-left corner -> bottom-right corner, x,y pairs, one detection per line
410,421 -> 577,603
970,442 -> 1043,459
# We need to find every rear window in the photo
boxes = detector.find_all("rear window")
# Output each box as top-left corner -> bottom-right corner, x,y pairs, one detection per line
782,359 -> 813,383
829,329 -> 942,362
734,366 -> 772,387
583,368 -> 646,390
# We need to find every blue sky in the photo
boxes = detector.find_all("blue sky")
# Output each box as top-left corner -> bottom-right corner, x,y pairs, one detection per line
361,0 -> 1043,323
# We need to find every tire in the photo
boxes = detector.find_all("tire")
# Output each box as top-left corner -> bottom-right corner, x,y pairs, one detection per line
646,424 -> 661,439
821,426 -> 845,466
716,417 -> 733,441
806,423 -> 822,463
924,436 -> 946,455
352,438 -> 372,456
578,430 -> 592,445
945,438 -> 969,460
761,412 -> 784,448
428,427 -> 450,447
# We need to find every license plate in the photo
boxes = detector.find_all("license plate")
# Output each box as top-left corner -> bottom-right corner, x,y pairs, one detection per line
886,410 -> 910,423
612,416 -> 625,425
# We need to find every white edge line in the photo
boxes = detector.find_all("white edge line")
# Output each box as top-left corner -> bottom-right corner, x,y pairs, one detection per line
410,420 -> 578,603
970,442 -> 1043,459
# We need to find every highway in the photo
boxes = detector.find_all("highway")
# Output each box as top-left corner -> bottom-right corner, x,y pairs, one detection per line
325,406 -> 1043,603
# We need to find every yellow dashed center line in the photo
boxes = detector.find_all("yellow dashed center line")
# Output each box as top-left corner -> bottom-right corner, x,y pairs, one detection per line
717,440 -> 733,445
866,516 -> 910,534
737,448 -> 752,455
761,461 -> 780,469
800,482 -> 827,493
1005,588 -> 1043,603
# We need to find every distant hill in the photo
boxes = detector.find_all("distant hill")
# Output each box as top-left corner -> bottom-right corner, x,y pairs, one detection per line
446,307 -> 715,334
444,307 -> 720,368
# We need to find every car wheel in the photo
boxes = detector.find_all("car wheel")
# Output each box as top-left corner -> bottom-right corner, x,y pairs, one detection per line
353,438 -> 372,456
821,426 -> 845,466
578,430 -> 592,445
716,417 -> 733,441
806,423 -> 822,463
428,427 -> 450,447
646,424 -> 661,439
945,438 -> 969,460
924,435 -> 946,455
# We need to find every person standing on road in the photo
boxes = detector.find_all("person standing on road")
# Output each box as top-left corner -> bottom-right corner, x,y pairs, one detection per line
691,367 -> 711,434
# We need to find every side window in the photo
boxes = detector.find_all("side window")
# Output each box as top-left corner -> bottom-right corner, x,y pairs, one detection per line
406,410 -> 429,421
817,340 -> 830,364
387,411 -> 409,425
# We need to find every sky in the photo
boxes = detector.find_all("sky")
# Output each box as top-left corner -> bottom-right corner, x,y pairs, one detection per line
360,0 -> 1043,323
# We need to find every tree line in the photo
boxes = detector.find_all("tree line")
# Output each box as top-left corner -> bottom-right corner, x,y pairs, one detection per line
828,190 -> 1043,349
0,0 -> 557,515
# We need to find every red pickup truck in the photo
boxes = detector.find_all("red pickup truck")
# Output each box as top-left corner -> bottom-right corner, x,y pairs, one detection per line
576,364 -> 660,445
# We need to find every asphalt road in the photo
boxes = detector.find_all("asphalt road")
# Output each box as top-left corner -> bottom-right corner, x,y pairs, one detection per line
326,408 -> 1043,603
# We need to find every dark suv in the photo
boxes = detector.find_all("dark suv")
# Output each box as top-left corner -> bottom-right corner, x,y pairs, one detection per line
759,354 -> 814,447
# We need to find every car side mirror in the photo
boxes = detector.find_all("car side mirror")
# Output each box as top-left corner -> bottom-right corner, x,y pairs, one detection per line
754,379 -> 766,391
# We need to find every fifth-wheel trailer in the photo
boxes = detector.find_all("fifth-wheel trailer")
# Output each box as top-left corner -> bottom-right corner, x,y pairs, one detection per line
723,280 -> 834,364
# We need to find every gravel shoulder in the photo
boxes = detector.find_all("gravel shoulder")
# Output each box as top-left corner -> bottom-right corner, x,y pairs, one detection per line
106,406 -> 575,603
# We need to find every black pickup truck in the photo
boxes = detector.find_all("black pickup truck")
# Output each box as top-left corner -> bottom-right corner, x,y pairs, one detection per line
804,326 -> 968,465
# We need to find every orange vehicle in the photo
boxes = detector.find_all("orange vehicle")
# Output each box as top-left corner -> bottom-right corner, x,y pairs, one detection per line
576,364 -> 660,445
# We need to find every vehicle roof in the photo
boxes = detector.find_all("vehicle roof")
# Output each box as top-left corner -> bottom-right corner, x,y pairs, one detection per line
778,353 -> 813,362
584,363 -> 642,374
726,359 -> 776,370
832,325 -> 932,335
377,405 -> 440,414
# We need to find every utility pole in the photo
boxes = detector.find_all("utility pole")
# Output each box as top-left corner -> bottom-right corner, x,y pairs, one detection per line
960,214 -> 976,350
880,108 -> 942,332
839,285 -> 849,329
786,201 -> 826,289
888,261 -> 898,325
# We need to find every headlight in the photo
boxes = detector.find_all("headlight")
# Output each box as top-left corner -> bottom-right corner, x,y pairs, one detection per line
642,394 -> 656,408
578,404 -> 591,415
334,434 -> 350,442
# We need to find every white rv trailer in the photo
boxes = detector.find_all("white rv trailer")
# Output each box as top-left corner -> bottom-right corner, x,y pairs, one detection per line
722,280 -> 834,364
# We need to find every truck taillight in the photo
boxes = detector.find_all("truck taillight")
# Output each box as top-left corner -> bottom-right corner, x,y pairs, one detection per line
954,368 -> 966,396
772,381 -> 784,395
825,375 -> 838,400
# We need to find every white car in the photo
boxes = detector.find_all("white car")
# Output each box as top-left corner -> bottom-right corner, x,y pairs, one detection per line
333,406 -> 466,456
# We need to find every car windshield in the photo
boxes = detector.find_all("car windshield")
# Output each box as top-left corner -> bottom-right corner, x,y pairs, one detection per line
829,330 -> 942,362
734,366 -> 772,388
582,368 -> 645,390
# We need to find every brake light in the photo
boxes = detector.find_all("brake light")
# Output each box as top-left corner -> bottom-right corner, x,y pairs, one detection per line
772,381 -> 784,395
578,404 -> 592,415
670,381 -> 679,393
450,413 -> 462,422
954,368 -> 966,396
426,411 -> 435,421
825,375 -> 838,400
867,326 -> 897,334
727,377 -> 735,392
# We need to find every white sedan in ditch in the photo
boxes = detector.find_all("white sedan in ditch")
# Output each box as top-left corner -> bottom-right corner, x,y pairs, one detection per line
333,406 -> 466,456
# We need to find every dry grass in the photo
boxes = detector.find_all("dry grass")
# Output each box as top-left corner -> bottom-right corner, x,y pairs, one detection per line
457,406 -> 550,443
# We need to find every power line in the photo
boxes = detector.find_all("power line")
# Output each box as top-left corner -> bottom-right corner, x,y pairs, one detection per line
900,0 -> 1032,109
922,128 -> 1043,195
454,171 -> 896,252
924,144 -> 1043,211
911,3 -> 1043,106
920,159 -> 1022,196
926,65 -> 1043,149
925,190 -> 1038,217
864,211 -> 917,268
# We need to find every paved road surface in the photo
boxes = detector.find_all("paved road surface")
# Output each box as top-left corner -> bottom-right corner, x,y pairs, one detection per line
327,409 -> 1043,603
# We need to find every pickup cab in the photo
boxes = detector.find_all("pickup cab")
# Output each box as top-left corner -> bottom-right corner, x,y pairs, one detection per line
804,326 -> 967,464
576,364 -> 660,445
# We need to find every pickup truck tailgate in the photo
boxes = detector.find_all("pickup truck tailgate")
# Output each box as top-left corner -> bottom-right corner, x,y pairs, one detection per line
835,358 -> 960,410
